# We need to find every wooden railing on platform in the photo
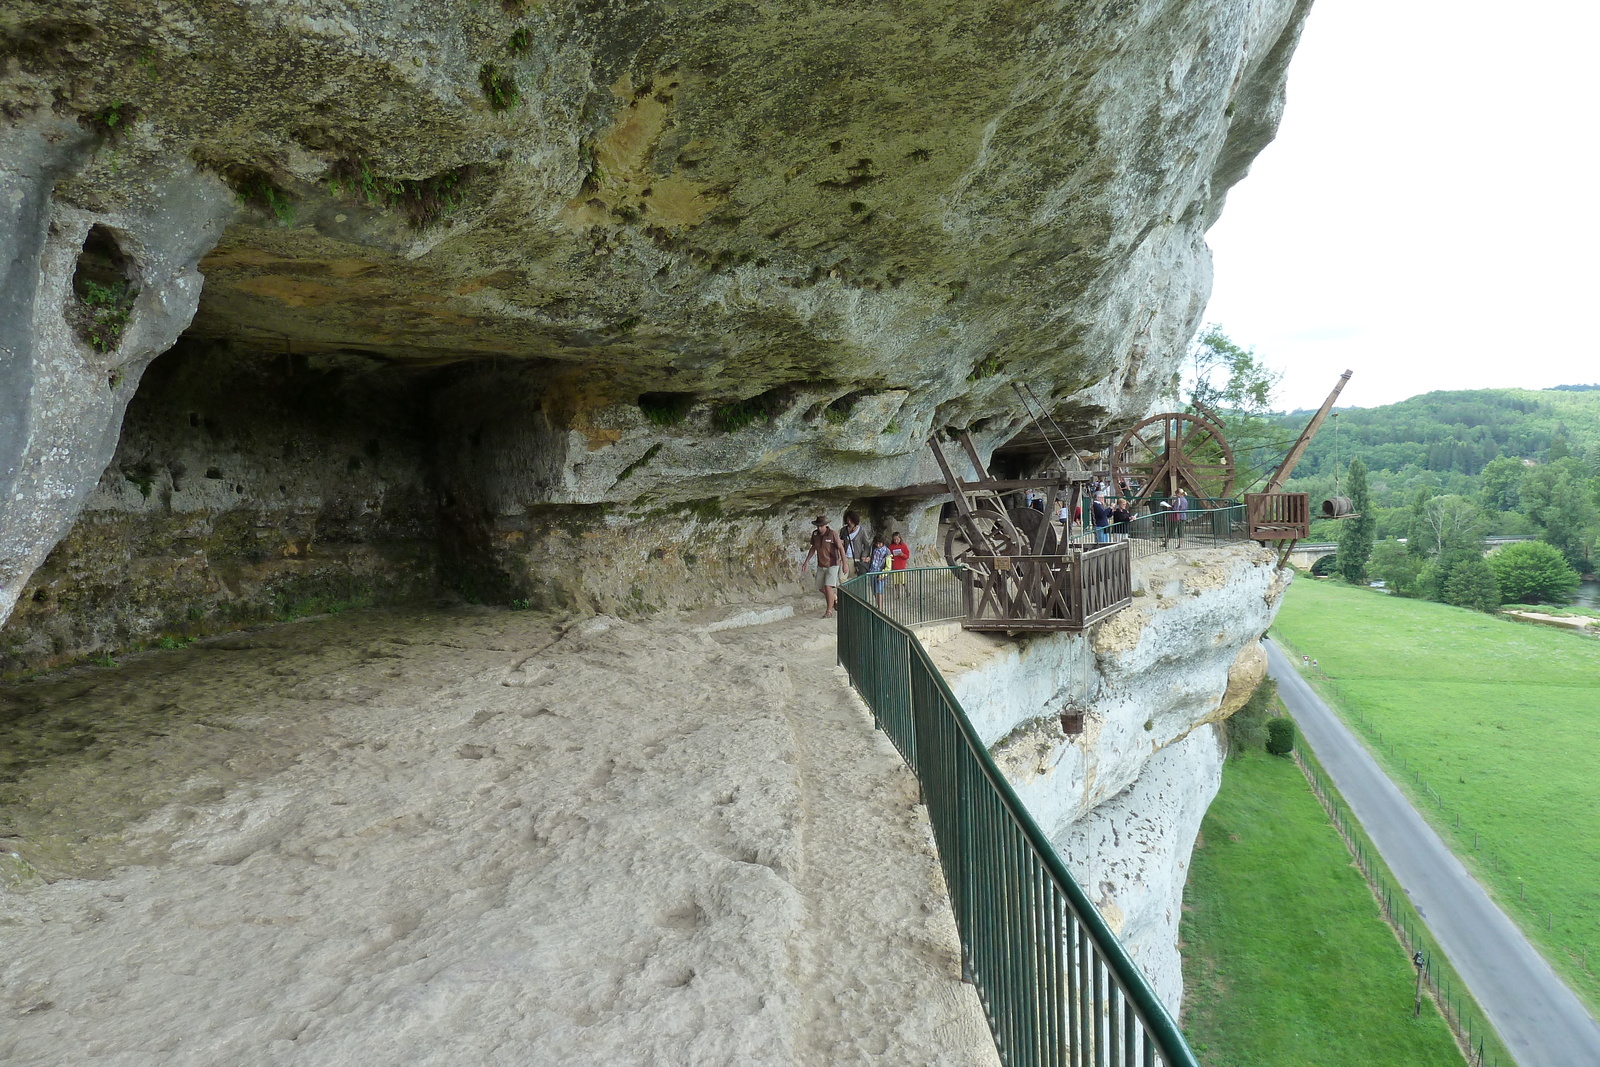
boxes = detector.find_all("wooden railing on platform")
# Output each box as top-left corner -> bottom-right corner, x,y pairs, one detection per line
962,543 -> 1133,632
1245,492 -> 1310,541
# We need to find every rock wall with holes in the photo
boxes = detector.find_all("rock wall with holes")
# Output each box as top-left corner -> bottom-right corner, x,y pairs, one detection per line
1,0 -> 1311,638
924,545 -> 1289,1011
0,341 -> 442,672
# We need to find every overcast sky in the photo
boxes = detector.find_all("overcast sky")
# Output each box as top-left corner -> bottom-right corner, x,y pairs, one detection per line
1202,0 -> 1600,413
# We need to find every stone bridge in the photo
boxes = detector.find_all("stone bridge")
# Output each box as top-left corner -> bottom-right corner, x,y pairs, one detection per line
1286,537 -> 1535,571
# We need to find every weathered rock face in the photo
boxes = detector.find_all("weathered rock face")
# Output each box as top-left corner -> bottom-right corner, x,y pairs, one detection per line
1,0 -> 1309,643
926,545 -> 1289,1010
0,116 -> 235,626
0,341 -> 441,671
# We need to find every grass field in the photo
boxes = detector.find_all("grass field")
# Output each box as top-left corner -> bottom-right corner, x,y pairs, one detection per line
1272,577 -> 1600,1012
1180,750 -> 1462,1066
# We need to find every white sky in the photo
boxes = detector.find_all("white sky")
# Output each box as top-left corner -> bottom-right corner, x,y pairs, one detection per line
1202,0 -> 1600,413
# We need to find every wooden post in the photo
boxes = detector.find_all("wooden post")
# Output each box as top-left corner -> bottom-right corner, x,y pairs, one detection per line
1263,370 -> 1353,494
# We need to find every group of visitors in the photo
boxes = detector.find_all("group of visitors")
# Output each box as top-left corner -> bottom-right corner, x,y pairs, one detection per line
1084,488 -> 1190,547
802,511 -> 911,617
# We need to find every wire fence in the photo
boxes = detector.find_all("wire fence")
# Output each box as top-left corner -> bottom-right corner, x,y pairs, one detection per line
837,568 -> 1200,1067
1294,743 -> 1512,1067
1271,629 -> 1600,999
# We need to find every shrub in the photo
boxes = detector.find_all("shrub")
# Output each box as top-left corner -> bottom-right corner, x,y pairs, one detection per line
72,279 -> 138,352
479,63 -> 519,110
966,354 -> 1002,382
326,158 -> 477,229
1265,717 -> 1295,756
1228,678 -> 1277,755
711,387 -> 793,433
226,168 -> 296,225
1488,540 -> 1581,604
1442,556 -> 1501,613
1368,538 -> 1425,596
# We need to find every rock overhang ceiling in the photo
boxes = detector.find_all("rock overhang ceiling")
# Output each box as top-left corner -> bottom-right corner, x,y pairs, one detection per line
9,0 -> 1308,400
0,0 -> 1312,628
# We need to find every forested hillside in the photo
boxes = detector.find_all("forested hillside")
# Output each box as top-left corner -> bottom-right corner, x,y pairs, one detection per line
1280,387 -> 1600,481
1261,385 -> 1600,591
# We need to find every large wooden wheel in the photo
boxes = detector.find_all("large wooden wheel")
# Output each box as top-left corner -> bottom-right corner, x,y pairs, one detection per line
944,505 -> 1056,567
1111,412 -> 1235,504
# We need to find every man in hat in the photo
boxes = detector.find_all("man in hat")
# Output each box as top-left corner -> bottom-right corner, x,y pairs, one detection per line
802,514 -> 848,617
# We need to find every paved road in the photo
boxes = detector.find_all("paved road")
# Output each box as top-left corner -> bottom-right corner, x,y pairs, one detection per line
1265,637 -> 1600,1067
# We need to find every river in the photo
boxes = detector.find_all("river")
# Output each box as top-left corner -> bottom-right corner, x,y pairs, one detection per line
1572,579 -> 1600,610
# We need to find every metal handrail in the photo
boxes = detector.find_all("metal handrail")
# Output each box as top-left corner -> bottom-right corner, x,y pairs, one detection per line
837,568 -> 1201,1067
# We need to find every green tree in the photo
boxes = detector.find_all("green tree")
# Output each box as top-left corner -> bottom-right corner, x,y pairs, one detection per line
1368,538 -> 1425,596
1419,494 -> 1484,556
1442,556 -> 1501,613
1419,542 -> 1487,602
1178,326 -> 1290,491
1517,457 -> 1600,569
1489,541 -> 1581,604
1183,326 -> 1284,414
1478,455 -> 1527,512
1336,457 -> 1376,584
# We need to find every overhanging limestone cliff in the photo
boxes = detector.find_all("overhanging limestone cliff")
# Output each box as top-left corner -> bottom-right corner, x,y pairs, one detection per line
1,0 -> 1310,653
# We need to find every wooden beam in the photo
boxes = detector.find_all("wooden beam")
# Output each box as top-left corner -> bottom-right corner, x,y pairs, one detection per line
875,474 -> 1096,499
1264,371 -> 1352,495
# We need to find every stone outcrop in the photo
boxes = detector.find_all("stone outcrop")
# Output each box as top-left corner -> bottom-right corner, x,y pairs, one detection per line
0,114 -> 234,626
1,0 -> 1310,646
925,545 -> 1290,1009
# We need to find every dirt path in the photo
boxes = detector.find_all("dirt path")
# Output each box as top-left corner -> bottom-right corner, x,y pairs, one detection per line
1267,638 -> 1600,1067
0,597 -> 996,1066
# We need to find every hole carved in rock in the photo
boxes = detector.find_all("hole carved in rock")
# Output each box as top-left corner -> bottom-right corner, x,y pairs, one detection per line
66,224 -> 139,355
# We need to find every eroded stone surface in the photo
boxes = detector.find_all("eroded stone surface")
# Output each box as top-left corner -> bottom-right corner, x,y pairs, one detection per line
0,113 -> 234,626
0,598 -> 997,1066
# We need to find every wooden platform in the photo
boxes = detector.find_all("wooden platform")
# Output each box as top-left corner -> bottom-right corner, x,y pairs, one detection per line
1245,492 -> 1310,541
961,544 -> 1132,632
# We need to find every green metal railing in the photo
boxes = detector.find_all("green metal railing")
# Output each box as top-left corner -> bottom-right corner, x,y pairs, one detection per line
848,561 -> 967,628
837,567 -> 1200,1067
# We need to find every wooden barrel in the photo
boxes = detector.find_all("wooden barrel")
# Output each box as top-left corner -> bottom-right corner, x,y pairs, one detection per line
1322,496 -> 1353,517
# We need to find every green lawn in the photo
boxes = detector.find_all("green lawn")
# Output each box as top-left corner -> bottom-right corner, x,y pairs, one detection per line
1181,751 -> 1462,1066
1272,577 -> 1600,1011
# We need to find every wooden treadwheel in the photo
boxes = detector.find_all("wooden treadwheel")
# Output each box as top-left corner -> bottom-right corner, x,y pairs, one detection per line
1111,412 -> 1235,504
944,505 -> 1056,568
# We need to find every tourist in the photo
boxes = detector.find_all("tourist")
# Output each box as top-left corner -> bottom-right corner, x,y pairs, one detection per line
1111,497 -> 1131,541
803,515 -> 847,618
868,536 -> 891,608
1174,489 -> 1189,547
841,510 -> 871,577
1091,493 -> 1111,543
888,532 -> 911,597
